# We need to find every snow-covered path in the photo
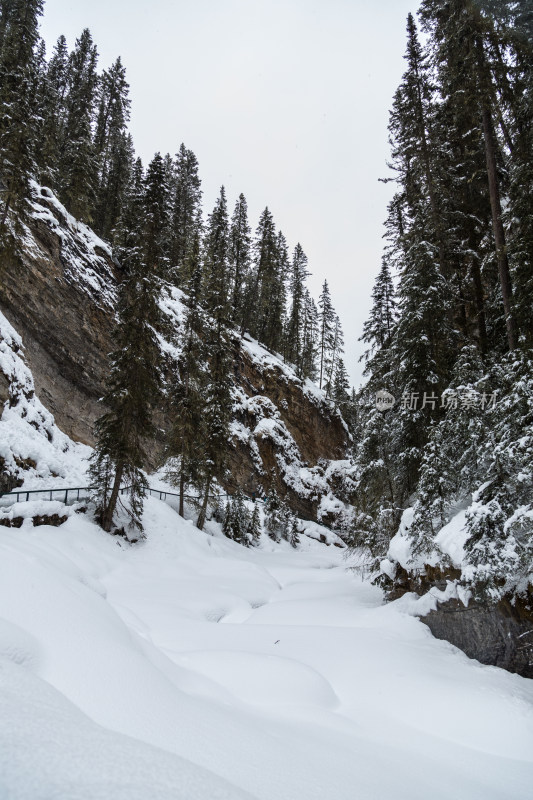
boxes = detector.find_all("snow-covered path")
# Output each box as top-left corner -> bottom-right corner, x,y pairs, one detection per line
1,497 -> 533,799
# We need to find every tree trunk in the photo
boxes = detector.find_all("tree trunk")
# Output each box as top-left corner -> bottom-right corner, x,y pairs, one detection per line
470,254 -> 488,355
179,470 -> 185,518
481,105 -> 518,350
196,474 -> 212,531
101,461 -> 124,532
475,33 -> 518,351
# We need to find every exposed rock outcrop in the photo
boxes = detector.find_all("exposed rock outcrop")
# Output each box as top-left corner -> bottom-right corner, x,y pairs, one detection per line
0,185 -> 350,519
386,564 -> 533,678
422,595 -> 533,678
1,186 -> 118,446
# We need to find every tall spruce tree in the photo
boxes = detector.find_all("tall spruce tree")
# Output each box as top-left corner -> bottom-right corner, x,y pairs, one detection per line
93,57 -> 132,239
247,207 -> 284,349
202,186 -> 229,316
300,289 -> 319,381
265,229 -> 289,354
170,143 -> 202,282
332,357 -> 351,415
247,501 -> 262,546
285,243 -> 309,372
0,0 -> 43,233
354,3 -> 533,606
318,280 -> 335,391
196,187 -> 232,531
35,34 -> 69,188
323,314 -> 345,398
143,152 -> 171,276
360,256 -> 396,365
196,315 -> 233,531
419,0 -> 519,350
89,167 -> 163,533
228,192 -> 251,327
59,29 -> 99,222
165,216 -> 208,517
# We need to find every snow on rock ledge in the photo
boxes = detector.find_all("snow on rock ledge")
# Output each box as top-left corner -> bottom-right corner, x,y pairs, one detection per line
0,310 -> 90,493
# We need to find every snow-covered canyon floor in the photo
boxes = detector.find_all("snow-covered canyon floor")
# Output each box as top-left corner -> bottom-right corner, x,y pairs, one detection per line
1,498 -> 533,800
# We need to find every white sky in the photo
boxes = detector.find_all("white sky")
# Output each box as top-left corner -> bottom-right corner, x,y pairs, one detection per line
39,0 -> 416,387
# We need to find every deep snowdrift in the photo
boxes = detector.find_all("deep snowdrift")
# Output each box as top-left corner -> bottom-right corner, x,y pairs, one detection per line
1,499 -> 533,799
1,308 -> 533,799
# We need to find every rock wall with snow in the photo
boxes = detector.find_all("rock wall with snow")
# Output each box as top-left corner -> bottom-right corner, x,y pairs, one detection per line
381,509 -> 533,678
0,308 -> 90,500
0,184 -> 352,523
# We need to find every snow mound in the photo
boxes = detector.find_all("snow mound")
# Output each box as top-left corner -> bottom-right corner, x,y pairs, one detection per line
0,619 -> 42,671
0,658 -> 254,800
0,500 -> 533,798
174,650 -> 339,709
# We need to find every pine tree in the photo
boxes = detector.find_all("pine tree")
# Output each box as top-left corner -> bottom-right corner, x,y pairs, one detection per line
247,501 -> 262,546
228,193 -> 251,328
246,207 -> 287,351
165,217 -> 208,517
93,57 -> 132,239
353,2 -> 533,603
419,0 -> 519,350
351,403 -> 402,560
270,230 -> 289,354
170,143 -> 202,282
409,345 -> 491,563
318,280 -> 335,391
463,350 -> 533,601
143,152 -> 171,276
253,217 -> 288,354
196,318 -> 233,531
264,488 -> 284,542
196,188 -> 232,531
287,513 -> 300,548
89,208 -> 164,534
300,289 -> 319,381
360,256 -> 396,364
224,489 -> 250,545
202,186 -> 229,318
332,357 -> 350,415
35,34 -> 69,188
0,0 -> 43,233
59,28 -> 99,223
504,5 -> 533,344
222,497 -> 233,538
324,314 -> 344,398
285,243 -> 309,371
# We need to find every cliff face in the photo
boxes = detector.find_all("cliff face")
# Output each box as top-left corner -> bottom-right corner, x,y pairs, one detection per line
228,337 -> 350,518
1,185 -> 118,446
384,517 -> 533,679
0,185 -> 351,519
389,566 -> 533,679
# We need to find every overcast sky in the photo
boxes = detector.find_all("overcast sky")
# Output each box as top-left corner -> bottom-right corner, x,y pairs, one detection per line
40,0 -> 416,387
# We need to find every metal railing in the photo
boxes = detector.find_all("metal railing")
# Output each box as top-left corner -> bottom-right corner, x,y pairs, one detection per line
0,486 -> 91,506
0,484 -> 342,536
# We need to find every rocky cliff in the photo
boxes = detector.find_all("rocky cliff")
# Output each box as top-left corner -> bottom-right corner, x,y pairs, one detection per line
0,184 -> 351,522
382,511 -> 533,678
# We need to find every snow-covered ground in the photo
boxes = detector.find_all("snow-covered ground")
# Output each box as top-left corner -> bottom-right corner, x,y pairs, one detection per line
1,307 -> 533,798
1,498 -> 533,799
